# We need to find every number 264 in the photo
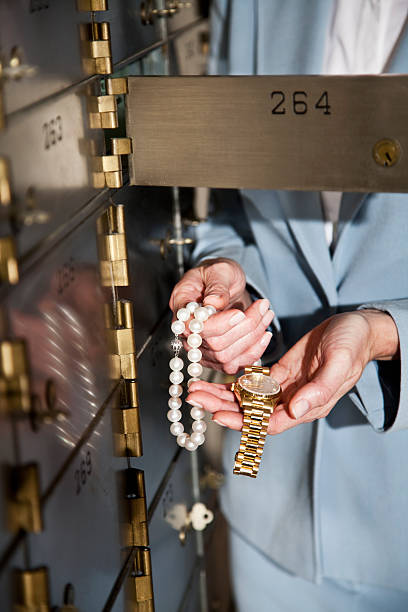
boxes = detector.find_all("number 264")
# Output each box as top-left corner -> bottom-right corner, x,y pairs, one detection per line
270,91 -> 331,115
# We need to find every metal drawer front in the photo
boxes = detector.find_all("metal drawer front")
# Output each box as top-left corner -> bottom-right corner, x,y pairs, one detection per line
126,75 -> 408,192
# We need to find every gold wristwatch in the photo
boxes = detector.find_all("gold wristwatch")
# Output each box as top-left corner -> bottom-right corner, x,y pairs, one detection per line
231,366 -> 281,478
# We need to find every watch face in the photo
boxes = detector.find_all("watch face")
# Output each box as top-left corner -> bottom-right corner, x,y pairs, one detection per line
238,373 -> 280,396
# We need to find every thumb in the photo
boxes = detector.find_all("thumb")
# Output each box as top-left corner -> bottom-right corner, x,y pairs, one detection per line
288,357 -> 347,419
202,267 -> 232,310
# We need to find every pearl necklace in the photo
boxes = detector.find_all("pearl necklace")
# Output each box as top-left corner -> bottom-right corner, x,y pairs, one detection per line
168,301 -> 216,451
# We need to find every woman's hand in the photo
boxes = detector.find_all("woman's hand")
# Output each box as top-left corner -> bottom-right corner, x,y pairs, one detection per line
186,310 -> 399,433
169,258 -> 274,374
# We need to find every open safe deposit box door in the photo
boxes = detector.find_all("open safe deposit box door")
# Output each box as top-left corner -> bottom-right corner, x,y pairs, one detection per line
125,75 -> 408,193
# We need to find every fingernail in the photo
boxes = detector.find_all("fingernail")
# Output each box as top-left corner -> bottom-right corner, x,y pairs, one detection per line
259,299 -> 270,316
212,416 -> 227,427
187,399 -> 203,408
260,331 -> 272,346
229,311 -> 246,326
262,310 -> 274,326
292,399 -> 310,419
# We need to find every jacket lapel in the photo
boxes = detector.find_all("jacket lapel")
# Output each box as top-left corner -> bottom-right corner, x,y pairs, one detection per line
281,191 -> 338,306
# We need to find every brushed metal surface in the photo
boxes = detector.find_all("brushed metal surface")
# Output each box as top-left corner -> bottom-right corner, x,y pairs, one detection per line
0,82 -> 104,259
26,393 -> 123,611
0,0 -> 160,116
126,75 -> 408,192
4,204 -> 111,497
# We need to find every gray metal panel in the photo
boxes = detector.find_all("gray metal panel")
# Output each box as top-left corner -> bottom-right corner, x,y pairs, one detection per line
5,203 -> 112,496
0,82 -> 104,259
0,0 -> 161,116
27,393 -> 123,611
126,75 -> 408,192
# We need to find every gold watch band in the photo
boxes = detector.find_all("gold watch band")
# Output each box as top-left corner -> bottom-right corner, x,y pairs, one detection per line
233,366 -> 277,478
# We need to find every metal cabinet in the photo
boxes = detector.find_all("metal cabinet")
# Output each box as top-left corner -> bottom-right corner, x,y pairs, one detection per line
0,1 -> 214,610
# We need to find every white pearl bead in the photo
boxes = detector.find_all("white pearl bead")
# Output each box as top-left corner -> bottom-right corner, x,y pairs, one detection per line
176,308 -> 190,321
169,384 -> 182,397
171,320 -> 185,335
205,305 -> 216,316
192,420 -> 207,434
187,377 -> 200,387
169,370 -> 184,384
190,407 -> 205,420
189,319 -> 204,333
188,348 -> 202,363
168,397 -> 182,410
186,301 -> 199,313
191,432 -> 205,446
185,438 -> 198,452
177,433 -> 188,447
194,306 -> 210,322
187,362 -> 203,378
167,409 -> 182,422
170,422 -> 184,436
187,333 -> 202,348
169,356 -> 184,371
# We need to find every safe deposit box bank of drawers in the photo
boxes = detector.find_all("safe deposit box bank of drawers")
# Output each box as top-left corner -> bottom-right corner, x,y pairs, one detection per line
0,2 -> 216,610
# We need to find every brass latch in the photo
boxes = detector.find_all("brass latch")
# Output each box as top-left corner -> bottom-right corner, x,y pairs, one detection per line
13,567 -> 50,612
0,339 -> 31,413
7,463 -> 43,533
81,21 -> 112,75
151,230 -> 193,260
122,468 -> 148,547
127,548 -> 154,611
97,204 -> 129,287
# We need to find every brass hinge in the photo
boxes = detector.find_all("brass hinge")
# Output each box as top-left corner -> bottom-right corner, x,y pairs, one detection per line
0,236 -> 19,284
81,22 -> 112,75
0,339 -> 31,413
77,0 -> 108,10
126,548 -> 154,611
13,567 -> 50,612
106,299 -> 137,379
97,204 -> 129,287
113,380 -> 142,457
106,77 -> 128,96
7,463 -> 43,533
0,157 -> 11,206
122,468 -> 148,547
92,138 -> 132,188
88,94 -> 118,129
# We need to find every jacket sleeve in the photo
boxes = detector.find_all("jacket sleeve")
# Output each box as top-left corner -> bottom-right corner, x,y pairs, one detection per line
350,299 -> 408,432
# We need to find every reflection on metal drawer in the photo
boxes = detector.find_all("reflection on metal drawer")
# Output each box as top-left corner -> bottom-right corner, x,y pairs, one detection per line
4,202 -> 111,497
0,82 -> 104,259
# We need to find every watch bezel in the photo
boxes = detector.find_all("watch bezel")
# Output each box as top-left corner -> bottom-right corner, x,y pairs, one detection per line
234,372 -> 281,400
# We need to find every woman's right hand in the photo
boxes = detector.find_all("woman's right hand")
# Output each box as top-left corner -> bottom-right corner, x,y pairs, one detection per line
169,257 -> 274,374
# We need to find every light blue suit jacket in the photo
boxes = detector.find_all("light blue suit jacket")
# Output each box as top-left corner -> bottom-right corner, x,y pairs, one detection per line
193,0 -> 408,590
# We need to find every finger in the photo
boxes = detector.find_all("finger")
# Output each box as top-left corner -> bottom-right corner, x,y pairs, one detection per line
201,299 -> 271,341
212,410 -> 243,430
226,331 -> 273,374
187,390 -> 239,414
188,380 -> 234,400
288,354 -> 351,419
170,269 -> 204,313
